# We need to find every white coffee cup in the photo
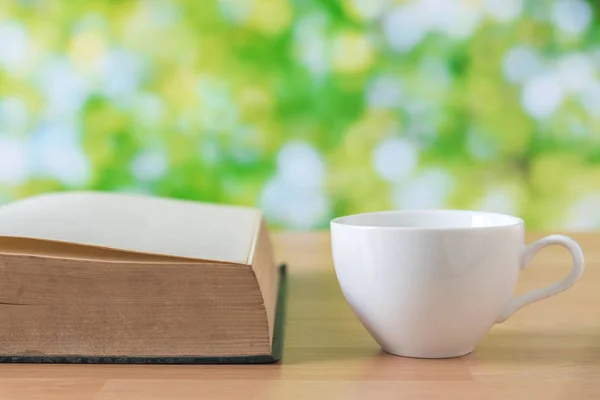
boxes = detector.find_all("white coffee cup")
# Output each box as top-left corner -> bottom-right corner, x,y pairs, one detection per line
330,210 -> 584,359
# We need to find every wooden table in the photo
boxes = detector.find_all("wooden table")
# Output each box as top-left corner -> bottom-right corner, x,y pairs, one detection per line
0,232 -> 599,399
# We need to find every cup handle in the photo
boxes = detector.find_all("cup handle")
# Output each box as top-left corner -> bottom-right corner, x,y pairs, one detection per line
496,234 -> 584,323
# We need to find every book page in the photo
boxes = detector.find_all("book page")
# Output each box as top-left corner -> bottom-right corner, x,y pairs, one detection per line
0,192 -> 261,264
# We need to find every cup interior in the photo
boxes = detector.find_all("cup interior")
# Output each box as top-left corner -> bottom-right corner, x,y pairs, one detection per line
331,210 -> 522,229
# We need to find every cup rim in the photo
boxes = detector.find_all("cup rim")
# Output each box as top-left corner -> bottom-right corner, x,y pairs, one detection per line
330,209 -> 524,231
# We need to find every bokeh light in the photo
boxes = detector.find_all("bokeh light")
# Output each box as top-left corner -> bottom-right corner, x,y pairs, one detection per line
0,0 -> 599,230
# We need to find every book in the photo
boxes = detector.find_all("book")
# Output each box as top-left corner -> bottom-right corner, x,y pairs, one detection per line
0,191 -> 285,364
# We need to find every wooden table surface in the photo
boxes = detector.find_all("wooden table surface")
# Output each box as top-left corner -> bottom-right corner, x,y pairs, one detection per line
1,232 -> 599,399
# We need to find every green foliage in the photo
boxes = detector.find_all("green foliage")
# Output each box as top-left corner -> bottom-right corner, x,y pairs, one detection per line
0,0 -> 599,229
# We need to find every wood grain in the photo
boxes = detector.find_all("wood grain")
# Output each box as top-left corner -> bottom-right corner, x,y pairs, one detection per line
0,232 -> 599,399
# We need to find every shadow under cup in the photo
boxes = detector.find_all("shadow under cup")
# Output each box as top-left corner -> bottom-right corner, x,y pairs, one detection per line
330,210 -> 527,359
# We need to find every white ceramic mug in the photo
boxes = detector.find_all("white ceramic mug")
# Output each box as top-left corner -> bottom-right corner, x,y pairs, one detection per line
330,210 -> 584,359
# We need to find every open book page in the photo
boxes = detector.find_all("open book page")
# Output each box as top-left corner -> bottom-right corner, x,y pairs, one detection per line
0,192 -> 262,264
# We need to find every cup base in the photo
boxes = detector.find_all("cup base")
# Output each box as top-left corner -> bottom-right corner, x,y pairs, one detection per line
382,348 -> 474,359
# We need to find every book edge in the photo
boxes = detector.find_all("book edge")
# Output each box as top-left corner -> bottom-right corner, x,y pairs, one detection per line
0,237 -> 244,265
246,213 -> 263,265
0,264 -> 287,365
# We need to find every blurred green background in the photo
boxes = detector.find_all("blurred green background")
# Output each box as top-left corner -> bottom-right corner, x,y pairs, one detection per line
0,0 -> 599,229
